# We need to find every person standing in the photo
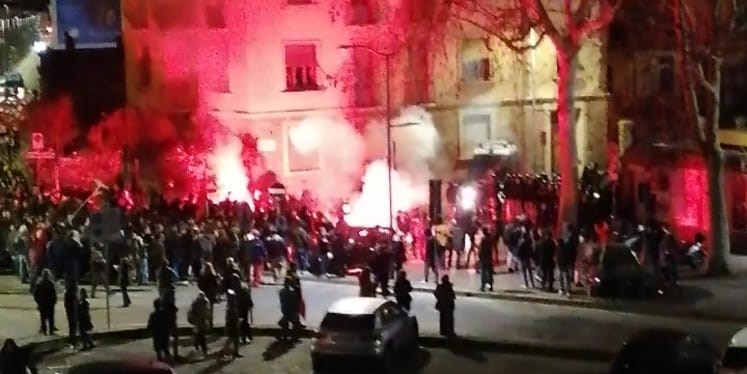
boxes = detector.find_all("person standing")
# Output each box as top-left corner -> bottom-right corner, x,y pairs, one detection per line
187,291 -> 210,357
393,270 -> 413,312
63,287 -> 78,348
478,227 -> 495,292
89,244 -> 106,298
423,230 -> 439,283
118,256 -> 132,307
537,229 -> 557,292
557,224 -> 577,296
147,299 -> 171,361
434,275 -> 456,338
237,278 -> 254,344
197,262 -> 220,328
0,339 -> 35,374
77,288 -> 94,350
279,278 -> 301,341
222,289 -> 241,358
34,269 -> 57,335
517,231 -> 535,288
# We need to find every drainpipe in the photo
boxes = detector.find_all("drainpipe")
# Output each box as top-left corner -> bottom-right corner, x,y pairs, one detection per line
529,29 -> 538,173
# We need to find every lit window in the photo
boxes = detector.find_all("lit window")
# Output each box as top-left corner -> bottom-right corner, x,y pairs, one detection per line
460,39 -> 491,82
284,44 -> 320,92
459,113 -> 490,159
287,125 -> 320,172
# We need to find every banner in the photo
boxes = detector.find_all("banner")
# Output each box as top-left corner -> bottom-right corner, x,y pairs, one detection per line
53,0 -> 121,49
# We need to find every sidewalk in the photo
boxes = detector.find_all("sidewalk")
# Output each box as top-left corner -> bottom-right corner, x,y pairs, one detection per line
300,262 -> 747,323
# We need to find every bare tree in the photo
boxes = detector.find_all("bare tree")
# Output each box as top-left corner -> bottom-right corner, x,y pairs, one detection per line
672,0 -> 747,275
448,0 -> 621,227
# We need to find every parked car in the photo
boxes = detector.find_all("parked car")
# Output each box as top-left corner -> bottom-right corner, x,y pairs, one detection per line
720,327 -> 747,373
610,328 -> 720,374
311,297 -> 418,372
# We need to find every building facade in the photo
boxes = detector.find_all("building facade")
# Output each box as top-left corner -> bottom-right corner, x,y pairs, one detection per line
121,0 -> 609,195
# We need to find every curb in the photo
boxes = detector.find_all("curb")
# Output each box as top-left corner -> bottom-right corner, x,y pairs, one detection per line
299,276 -> 747,324
24,325 -> 615,363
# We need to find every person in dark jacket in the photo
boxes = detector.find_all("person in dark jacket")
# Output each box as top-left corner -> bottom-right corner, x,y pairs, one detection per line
147,298 -> 171,361
78,288 -> 94,350
358,266 -> 376,297
223,289 -> 241,358
434,275 -> 456,338
197,261 -> 221,328
63,287 -> 78,347
423,230 -> 439,283
537,230 -> 557,292
517,231 -> 535,288
34,268 -> 57,335
235,276 -> 254,344
478,227 -> 495,292
119,256 -> 132,307
393,270 -> 413,311
0,338 -> 35,374
557,224 -> 577,296
279,277 -> 301,341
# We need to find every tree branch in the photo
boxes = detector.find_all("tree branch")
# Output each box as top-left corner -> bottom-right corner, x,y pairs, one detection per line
693,62 -> 716,95
572,0 -> 622,42
519,0 -> 563,44
447,10 -> 547,53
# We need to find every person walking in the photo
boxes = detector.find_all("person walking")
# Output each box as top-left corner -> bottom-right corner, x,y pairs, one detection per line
434,275 -> 456,338
278,278 -> 301,341
478,227 -> 495,292
34,268 -> 57,335
517,231 -> 535,288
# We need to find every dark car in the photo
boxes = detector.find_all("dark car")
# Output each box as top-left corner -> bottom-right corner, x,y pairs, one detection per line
585,243 -> 665,299
64,360 -> 175,374
720,327 -> 747,373
611,328 -> 721,374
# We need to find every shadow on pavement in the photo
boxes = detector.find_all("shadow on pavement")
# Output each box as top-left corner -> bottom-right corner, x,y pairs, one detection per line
662,284 -> 713,306
177,335 -> 222,348
319,348 -> 432,374
446,338 -> 486,362
192,356 -> 233,374
262,339 -> 298,361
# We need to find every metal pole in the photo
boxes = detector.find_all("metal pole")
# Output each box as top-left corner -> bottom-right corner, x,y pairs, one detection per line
104,241 -> 111,330
385,55 -> 394,231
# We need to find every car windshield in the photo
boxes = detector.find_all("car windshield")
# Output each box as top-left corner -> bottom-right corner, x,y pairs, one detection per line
722,347 -> 747,371
320,313 -> 375,333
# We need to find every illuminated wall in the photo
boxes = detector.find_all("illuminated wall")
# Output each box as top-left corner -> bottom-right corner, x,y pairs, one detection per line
122,0 -> 609,189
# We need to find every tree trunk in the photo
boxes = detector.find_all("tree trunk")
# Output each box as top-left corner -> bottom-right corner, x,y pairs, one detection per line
705,142 -> 731,276
555,48 -> 580,229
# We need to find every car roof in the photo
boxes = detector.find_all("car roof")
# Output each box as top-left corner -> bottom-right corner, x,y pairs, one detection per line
729,327 -> 747,348
327,297 -> 388,315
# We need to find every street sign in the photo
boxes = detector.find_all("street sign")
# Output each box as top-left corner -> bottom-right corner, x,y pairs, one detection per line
26,150 -> 55,159
31,132 -> 44,150
91,206 -> 123,243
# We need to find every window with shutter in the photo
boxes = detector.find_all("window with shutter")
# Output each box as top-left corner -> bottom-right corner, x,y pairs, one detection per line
124,0 -> 148,29
347,0 -> 377,25
460,39 -> 491,82
284,44 -> 320,91
352,48 -> 376,107
205,0 -> 226,29
138,47 -> 152,88
406,38 -> 429,103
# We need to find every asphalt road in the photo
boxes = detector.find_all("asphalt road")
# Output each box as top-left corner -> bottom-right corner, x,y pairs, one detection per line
38,337 -> 609,374
2,281 -> 744,354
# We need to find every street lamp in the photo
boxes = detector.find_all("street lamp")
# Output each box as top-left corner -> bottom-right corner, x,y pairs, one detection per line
339,44 -> 395,231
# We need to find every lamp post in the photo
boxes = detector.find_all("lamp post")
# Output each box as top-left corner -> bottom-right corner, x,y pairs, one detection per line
339,44 -> 395,231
